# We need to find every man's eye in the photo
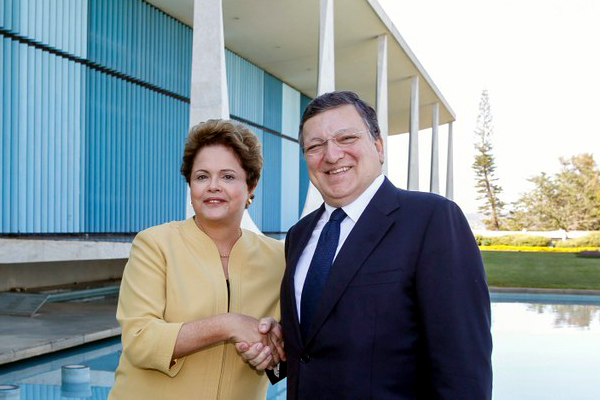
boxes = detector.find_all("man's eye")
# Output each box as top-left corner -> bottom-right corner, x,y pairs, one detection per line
306,143 -> 324,153
338,134 -> 359,144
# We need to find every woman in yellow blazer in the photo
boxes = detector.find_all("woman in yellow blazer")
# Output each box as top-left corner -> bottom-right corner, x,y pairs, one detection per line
109,120 -> 285,399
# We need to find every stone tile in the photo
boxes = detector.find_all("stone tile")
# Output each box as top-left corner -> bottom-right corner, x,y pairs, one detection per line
51,336 -> 85,351
13,343 -> 53,361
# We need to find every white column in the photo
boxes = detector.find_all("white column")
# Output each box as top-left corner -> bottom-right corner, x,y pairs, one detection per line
429,103 -> 439,194
407,75 -> 419,190
189,0 -> 229,126
188,0 -> 260,232
376,34 -> 389,175
317,0 -> 335,94
445,122 -> 454,200
301,0 -> 335,218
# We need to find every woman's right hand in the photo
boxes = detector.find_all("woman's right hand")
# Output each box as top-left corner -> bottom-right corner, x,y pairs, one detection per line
227,313 -> 269,345
234,317 -> 285,370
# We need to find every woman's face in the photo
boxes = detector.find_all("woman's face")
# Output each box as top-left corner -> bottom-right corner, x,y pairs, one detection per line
189,144 -> 252,227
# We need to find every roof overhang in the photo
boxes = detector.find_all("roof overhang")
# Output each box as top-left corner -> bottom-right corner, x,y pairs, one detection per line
146,0 -> 455,135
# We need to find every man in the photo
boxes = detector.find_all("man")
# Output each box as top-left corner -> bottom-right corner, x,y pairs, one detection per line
242,91 -> 492,399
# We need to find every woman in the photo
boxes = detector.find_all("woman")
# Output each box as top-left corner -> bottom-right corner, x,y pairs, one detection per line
109,120 -> 285,399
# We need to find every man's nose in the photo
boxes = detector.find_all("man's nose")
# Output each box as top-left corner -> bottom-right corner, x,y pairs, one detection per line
323,139 -> 344,162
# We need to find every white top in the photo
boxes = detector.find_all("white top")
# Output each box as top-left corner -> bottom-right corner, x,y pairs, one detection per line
294,174 -> 385,320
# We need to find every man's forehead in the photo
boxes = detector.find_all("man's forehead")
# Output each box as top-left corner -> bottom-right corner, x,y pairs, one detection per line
305,128 -> 356,141
303,105 -> 366,137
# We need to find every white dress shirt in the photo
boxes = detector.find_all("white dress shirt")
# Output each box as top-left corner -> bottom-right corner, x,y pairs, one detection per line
294,174 -> 385,320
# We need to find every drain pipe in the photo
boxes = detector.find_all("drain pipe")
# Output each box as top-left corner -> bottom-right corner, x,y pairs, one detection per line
0,385 -> 20,400
61,364 -> 92,398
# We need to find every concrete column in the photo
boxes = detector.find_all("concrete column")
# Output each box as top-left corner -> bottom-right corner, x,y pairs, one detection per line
376,34 -> 389,175
188,0 -> 260,232
445,122 -> 454,200
407,75 -> 419,190
189,0 -> 229,126
317,0 -> 335,94
429,103 -> 439,194
301,0 -> 335,218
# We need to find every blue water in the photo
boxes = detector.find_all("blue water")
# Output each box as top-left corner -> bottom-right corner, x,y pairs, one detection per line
1,294 -> 599,399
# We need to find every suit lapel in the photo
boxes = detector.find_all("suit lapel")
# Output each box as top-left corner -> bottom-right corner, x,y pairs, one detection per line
304,178 -> 401,345
284,205 -> 325,346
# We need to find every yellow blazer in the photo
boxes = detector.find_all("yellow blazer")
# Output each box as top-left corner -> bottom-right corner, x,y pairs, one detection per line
109,218 -> 285,400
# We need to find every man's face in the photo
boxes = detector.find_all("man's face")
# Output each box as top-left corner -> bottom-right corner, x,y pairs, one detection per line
302,104 -> 384,208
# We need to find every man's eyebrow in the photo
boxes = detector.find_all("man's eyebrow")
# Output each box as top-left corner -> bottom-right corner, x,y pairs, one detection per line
307,128 -> 355,142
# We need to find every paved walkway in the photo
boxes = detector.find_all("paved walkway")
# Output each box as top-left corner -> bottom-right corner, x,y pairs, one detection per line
0,297 -> 120,365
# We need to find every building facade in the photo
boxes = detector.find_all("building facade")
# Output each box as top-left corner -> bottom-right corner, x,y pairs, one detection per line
1,0 -> 310,236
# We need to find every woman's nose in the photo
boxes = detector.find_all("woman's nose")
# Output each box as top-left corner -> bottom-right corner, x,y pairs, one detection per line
207,176 -> 221,191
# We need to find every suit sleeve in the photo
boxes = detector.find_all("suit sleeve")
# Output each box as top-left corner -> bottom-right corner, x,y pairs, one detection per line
264,227 -> 299,385
415,200 -> 493,399
116,230 -> 185,376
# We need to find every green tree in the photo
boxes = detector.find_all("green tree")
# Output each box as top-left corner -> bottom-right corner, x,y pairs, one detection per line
472,90 -> 504,230
507,154 -> 600,230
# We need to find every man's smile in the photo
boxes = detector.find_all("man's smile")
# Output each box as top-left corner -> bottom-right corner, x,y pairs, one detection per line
326,166 -> 351,175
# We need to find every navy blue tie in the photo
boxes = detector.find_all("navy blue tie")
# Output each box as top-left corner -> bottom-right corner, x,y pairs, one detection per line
300,208 -> 347,340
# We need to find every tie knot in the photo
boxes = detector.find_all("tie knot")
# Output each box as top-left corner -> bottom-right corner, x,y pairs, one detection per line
329,208 -> 346,223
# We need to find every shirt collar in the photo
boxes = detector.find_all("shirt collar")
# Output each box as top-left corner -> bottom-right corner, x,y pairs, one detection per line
323,174 -> 385,223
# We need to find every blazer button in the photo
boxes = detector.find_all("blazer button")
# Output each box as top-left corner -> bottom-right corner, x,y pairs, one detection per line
300,353 -> 311,363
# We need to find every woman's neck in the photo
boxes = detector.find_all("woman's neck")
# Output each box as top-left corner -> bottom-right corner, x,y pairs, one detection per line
194,216 -> 241,245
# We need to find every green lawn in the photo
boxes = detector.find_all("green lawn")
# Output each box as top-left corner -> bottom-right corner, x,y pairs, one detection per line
481,251 -> 600,290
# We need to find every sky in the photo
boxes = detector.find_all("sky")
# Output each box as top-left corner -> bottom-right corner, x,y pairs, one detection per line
378,0 -> 600,217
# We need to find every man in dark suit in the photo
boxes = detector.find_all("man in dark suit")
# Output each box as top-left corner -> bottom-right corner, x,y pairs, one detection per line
241,91 -> 492,399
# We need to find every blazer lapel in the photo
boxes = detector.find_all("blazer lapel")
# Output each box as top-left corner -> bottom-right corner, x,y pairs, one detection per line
283,205 -> 325,346
303,178 -> 401,345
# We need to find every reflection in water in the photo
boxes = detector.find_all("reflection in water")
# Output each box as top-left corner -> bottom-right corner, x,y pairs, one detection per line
2,301 -> 599,400
526,303 -> 600,328
492,301 -> 600,400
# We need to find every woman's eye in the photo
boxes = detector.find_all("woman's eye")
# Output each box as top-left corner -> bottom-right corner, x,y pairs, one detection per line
223,174 -> 235,180
196,174 -> 208,181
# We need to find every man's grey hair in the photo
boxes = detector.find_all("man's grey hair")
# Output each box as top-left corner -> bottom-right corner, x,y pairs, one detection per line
298,91 -> 381,151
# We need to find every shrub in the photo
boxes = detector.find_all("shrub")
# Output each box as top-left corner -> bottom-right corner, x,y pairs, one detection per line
554,232 -> 600,248
474,234 -> 483,246
478,235 -> 551,247
510,235 -> 552,247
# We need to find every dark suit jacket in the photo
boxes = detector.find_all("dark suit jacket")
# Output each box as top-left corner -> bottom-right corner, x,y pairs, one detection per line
278,178 -> 492,399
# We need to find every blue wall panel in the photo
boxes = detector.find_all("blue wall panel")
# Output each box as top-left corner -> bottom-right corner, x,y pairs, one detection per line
226,50 -> 266,229
261,73 -> 282,232
1,0 -> 190,233
84,70 -> 187,233
281,84 -> 301,228
1,0 -> 308,234
0,39 -> 84,233
88,0 -> 191,97
298,94 -> 311,215
0,0 -> 88,58
226,50 -> 265,124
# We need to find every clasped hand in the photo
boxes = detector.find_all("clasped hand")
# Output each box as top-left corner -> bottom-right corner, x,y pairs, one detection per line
231,316 -> 285,371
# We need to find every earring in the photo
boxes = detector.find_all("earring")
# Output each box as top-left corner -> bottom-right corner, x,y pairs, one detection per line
246,194 -> 254,208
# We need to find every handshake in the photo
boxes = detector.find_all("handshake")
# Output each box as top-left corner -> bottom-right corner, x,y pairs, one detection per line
231,316 -> 286,371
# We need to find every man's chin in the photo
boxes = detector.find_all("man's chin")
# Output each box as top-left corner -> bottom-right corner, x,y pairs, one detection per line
322,190 -> 355,208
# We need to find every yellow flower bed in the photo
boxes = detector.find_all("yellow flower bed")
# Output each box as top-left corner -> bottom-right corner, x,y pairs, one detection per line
479,245 -> 599,252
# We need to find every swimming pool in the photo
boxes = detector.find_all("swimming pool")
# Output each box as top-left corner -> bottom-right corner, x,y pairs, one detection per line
1,294 -> 599,399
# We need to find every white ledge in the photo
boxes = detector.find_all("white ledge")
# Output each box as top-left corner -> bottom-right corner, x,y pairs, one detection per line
0,239 -> 132,263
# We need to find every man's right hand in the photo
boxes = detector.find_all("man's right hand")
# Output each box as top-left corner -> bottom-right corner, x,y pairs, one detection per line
235,317 -> 285,371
